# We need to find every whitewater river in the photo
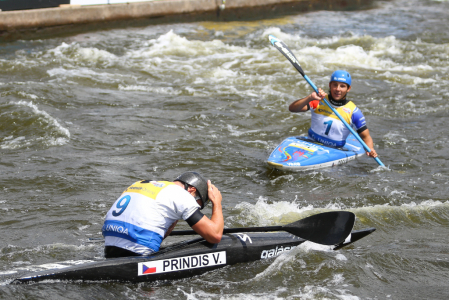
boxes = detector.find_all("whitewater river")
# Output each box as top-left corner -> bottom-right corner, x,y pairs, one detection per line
1,0 -> 449,298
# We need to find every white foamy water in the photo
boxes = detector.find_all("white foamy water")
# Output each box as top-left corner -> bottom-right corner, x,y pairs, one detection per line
11,24 -> 445,116
0,101 -> 70,149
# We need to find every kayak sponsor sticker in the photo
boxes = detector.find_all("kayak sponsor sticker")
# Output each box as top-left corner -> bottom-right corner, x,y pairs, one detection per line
286,142 -> 321,152
234,233 -> 252,244
261,245 -> 296,259
286,141 -> 328,154
287,143 -> 317,153
331,156 -> 356,167
138,251 -> 226,276
279,142 -> 321,162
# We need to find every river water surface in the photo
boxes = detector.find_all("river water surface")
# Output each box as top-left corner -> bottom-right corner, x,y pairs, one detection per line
1,0 -> 449,298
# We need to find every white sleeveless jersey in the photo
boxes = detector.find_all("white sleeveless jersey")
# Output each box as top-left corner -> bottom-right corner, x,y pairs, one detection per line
102,181 -> 200,255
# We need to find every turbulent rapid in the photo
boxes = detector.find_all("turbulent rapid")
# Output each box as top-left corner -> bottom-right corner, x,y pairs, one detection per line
1,0 -> 449,298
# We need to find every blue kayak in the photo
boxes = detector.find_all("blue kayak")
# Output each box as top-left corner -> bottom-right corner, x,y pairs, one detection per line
267,134 -> 365,171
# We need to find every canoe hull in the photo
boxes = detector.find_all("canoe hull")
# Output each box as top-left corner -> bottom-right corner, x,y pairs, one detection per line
267,134 -> 365,171
13,228 -> 375,284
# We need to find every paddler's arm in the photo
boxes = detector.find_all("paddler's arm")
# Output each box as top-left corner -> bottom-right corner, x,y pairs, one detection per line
359,129 -> 378,158
289,88 -> 326,112
164,220 -> 178,239
190,180 -> 224,244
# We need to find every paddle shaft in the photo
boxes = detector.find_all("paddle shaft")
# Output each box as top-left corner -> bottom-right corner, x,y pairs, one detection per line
171,226 -> 283,236
268,35 -> 385,167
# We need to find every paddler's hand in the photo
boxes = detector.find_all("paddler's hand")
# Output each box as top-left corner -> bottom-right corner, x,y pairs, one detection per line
310,88 -> 326,101
207,180 -> 222,207
191,180 -> 224,244
366,148 -> 378,158
289,88 -> 327,112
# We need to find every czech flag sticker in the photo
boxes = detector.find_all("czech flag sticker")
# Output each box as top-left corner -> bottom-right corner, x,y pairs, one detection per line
141,264 -> 156,274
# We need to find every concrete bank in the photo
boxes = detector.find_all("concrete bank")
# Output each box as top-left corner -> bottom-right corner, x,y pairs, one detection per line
0,0 -> 376,41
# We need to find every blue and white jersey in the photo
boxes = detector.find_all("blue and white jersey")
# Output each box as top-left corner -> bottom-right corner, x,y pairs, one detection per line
102,181 -> 200,255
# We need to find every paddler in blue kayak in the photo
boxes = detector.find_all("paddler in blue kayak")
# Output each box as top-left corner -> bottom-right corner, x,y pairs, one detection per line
288,70 -> 378,158
102,171 -> 224,258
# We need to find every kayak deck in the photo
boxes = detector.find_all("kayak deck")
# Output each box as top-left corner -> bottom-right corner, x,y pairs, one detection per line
12,228 -> 375,284
267,134 -> 365,171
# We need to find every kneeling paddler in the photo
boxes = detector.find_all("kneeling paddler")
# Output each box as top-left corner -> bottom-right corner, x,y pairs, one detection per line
102,171 -> 224,258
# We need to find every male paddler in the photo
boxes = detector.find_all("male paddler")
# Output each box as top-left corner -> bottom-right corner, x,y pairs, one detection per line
102,171 -> 224,258
288,70 -> 378,158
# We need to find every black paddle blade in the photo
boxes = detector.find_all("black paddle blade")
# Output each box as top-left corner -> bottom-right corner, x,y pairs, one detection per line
283,211 -> 355,245
268,34 -> 305,76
